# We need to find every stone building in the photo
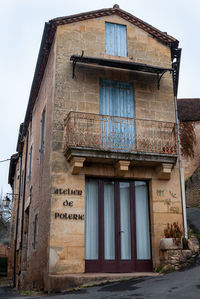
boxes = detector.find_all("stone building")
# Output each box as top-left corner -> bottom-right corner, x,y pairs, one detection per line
178,98 -> 200,207
8,5 -> 185,291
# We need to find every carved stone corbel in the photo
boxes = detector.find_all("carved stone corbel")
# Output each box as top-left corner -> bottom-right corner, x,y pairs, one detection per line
70,157 -> 85,174
156,163 -> 173,180
115,160 -> 130,176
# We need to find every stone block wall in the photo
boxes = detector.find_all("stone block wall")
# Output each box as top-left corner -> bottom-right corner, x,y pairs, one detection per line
0,244 -> 8,257
48,14 -> 181,276
186,165 -> 200,208
160,235 -> 199,271
10,11 -> 183,291
182,122 -> 200,180
13,36 -> 56,290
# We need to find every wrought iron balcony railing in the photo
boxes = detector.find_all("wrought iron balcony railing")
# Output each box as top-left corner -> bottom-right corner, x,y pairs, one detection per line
64,111 -> 177,155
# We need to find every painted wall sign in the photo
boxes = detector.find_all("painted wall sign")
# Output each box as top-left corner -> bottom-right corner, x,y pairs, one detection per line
156,189 -> 180,214
157,190 -> 164,197
54,188 -> 82,196
169,190 -> 177,198
170,207 -> 179,214
63,200 -> 73,207
55,213 -> 84,220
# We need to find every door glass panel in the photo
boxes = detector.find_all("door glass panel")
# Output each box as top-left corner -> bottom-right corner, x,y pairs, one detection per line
85,179 -> 99,260
135,181 -> 151,260
104,181 -> 115,260
119,182 -> 131,260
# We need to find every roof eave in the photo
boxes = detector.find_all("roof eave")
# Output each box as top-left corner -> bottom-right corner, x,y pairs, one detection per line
50,7 -> 179,47
8,153 -> 19,187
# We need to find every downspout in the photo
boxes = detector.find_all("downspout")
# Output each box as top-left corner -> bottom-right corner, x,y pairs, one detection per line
172,48 -> 188,238
13,155 -> 22,287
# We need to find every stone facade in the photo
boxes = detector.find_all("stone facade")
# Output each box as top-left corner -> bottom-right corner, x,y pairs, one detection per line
185,164 -> 200,208
181,122 -> 200,180
0,243 -> 8,258
8,6 -> 184,292
160,235 -> 199,271
177,99 -> 200,207
7,157 -> 20,279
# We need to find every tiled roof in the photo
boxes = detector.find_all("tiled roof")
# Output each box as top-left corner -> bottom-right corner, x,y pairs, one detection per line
50,6 -> 178,47
178,98 -> 200,122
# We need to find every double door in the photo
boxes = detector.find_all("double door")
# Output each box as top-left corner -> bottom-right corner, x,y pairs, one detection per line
85,179 -> 152,272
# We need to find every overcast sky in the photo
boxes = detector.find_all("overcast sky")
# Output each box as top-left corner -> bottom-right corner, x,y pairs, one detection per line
0,0 -> 200,195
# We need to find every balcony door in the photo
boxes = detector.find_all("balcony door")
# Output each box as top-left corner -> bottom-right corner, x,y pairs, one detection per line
99,80 -> 135,151
85,178 -> 152,273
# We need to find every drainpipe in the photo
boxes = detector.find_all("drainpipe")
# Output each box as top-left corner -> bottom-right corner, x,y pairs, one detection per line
173,94 -> 188,238
13,155 -> 22,287
172,48 -> 188,239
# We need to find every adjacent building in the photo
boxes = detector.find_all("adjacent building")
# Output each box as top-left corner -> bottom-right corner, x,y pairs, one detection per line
8,5 -> 184,291
178,98 -> 200,208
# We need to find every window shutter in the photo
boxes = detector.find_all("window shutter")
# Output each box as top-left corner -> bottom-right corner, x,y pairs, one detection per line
40,108 -> 46,154
105,22 -> 127,57
28,145 -> 33,180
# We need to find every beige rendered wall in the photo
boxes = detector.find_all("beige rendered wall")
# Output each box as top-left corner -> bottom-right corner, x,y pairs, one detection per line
48,13 -> 182,276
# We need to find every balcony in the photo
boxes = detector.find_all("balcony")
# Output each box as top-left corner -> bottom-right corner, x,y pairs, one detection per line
64,111 -> 177,168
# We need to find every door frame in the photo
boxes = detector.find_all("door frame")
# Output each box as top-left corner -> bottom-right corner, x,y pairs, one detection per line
85,178 -> 153,273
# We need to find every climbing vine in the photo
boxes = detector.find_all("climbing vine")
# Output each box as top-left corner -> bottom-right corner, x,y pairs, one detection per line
179,121 -> 196,158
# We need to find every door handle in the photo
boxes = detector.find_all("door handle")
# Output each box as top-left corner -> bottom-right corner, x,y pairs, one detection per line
119,230 -> 124,233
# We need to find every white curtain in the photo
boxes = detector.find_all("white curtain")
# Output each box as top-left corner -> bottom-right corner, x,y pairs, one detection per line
135,181 -> 151,260
104,181 -> 115,260
120,182 -> 131,260
85,179 -> 99,260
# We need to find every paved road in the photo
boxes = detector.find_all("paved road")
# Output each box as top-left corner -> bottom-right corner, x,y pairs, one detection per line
1,260 -> 200,299
1,208 -> 199,299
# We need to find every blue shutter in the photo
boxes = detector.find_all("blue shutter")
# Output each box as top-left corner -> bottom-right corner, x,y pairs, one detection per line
100,80 -> 134,117
100,80 -> 135,151
105,23 -> 127,57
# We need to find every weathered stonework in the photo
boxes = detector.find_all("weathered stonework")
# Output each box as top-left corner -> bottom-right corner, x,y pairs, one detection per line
8,7 -> 184,292
185,164 -> 200,208
160,235 -> 199,271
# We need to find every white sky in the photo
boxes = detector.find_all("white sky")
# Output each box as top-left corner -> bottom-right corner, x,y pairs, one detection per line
0,0 -> 200,194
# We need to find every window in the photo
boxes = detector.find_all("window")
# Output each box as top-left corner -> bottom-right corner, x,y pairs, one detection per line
40,108 -> 46,154
24,208 -> 30,270
28,145 -> 33,180
99,80 -> 135,151
33,214 -> 38,249
21,170 -> 24,195
105,22 -> 127,57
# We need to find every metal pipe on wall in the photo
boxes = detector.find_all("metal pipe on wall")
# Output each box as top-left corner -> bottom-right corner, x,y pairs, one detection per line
172,47 -> 188,238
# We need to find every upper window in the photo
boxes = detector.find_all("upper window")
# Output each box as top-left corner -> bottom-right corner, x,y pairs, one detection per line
105,22 -> 127,57
28,145 -> 33,181
33,214 -> 38,250
40,108 -> 46,155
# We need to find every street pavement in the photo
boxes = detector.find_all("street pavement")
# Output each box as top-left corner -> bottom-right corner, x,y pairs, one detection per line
1,259 -> 200,299
1,208 -> 200,299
